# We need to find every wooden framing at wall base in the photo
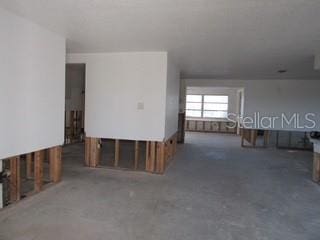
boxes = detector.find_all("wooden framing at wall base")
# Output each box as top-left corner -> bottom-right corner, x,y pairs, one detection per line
49,146 -> 62,183
86,133 -> 178,175
85,137 -> 101,167
9,156 -> 20,202
313,152 -> 320,183
5,145 -> 62,206
134,141 -> 139,170
146,132 -> 178,174
241,128 -> 269,148
26,153 -> 33,179
34,150 -> 44,192
185,119 -> 237,134
65,110 -> 84,144
114,139 -> 120,167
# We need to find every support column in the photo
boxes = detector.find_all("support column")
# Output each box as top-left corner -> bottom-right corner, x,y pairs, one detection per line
49,146 -> 62,183
9,156 -> 20,202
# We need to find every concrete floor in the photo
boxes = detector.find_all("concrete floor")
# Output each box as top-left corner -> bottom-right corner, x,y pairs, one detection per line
1,132 -> 320,240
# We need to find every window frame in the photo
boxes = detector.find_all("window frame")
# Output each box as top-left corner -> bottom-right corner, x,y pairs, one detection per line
186,94 -> 229,119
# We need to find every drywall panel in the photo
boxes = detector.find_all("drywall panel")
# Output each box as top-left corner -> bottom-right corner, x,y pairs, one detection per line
186,87 -> 239,118
185,79 -> 320,131
0,8 -> 65,159
164,56 -> 180,139
67,52 -> 167,141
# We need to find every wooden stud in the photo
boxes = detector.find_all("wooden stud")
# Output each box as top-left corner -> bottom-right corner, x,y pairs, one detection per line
85,137 -> 101,167
49,146 -> 62,183
91,138 -> 101,167
90,138 -> 97,167
155,142 -> 161,173
34,150 -> 44,192
145,141 -> 150,171
149,142 -> 156,172
85,137 -> 90,166
26,153 -> 33,179
114,139 -> 120,167
9,156 -> 20,202
313,152 -> 320,183
156,142 -> 165,174
134,141 -> 139,170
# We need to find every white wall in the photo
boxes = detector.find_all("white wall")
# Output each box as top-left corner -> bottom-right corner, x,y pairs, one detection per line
185,79 -> 320,131
0,8 -> 65,159
186,86 -> 239,118
67,52 -> 169,141
164,56 -> 180,139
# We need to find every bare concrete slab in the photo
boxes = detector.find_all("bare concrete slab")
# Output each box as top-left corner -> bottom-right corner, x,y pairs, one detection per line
0,132 -> 319,240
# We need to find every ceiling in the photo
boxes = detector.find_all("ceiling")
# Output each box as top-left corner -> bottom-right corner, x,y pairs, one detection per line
1,0 -> 320,79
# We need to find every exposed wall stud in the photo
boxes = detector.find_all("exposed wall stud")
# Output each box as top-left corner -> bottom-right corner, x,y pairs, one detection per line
134,141 -> 139,170
313,152 -> 320,182
34,150 -> 44,192
146,141 -> 150,171
9,156 -> 20,202
149,142 -> 156,172
49,146 -> 62,183
114,139 -> 120,167
26,153 -> 33,179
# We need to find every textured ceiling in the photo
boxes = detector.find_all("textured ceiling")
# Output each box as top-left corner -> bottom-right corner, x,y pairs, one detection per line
1,0 -> 320,79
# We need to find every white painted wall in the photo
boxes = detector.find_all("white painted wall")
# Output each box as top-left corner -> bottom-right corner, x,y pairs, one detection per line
67,52 -> 169,141
0,8 -> 65,160
186,86 -> 239,119
164,56 -> 180,139
185,79 -> 320,131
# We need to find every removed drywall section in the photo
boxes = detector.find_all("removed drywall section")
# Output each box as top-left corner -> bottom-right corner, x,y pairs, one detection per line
185,79 -> 320,131
164,55 -> 180,139
67,52 -> 168,141
0,8 -> 65,160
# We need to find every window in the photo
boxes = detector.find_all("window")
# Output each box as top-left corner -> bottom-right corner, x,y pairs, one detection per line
186,95 -> 229,118
186,95 -> 202,117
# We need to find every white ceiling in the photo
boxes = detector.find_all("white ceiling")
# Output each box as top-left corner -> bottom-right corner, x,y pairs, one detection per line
1,0 -> 320,79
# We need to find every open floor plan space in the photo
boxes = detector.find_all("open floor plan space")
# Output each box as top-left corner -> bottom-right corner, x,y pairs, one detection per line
2,1 -> 320,239
1,133 -> 319,240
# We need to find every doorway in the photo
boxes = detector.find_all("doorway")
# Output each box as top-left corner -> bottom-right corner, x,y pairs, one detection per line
65,64 -> 86,144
